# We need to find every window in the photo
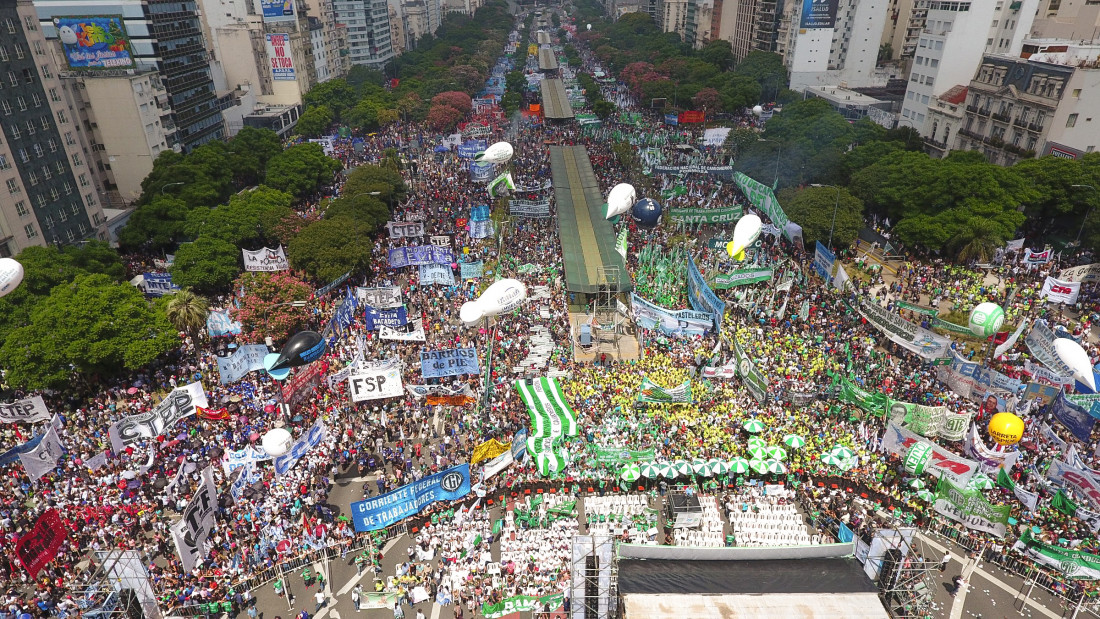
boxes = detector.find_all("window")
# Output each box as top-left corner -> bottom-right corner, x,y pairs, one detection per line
0,46 -> 7,62
16,149 -> 27,163
931,59 -> 939,68
14,201 -> 26,217
22,69 -> 34,84
47,138 -> 56,152
33,41 -> 43,56
64,131 -> 74,146
78,173 -> 88,187
31,93 -> 40,108
5,179 -> 18,194
57,205 -> 65,220
1,100 -> 10,115
25,121 -> 35,136
70,202 -> 78,215
23,224 -> 36,239
26,170 -> 37,186
40,65 -> 51,80
56,110 -> 67,124
1068,113 -> 1078,127
6,72 -> 15,87
66,229 -> 74,242
71,153 -> 82,167
0,154 -> 7,170
13,44 -> 23,60
42,215 -> 53,229
54,161 -> 63,174
1073,88 -> 1082,98
39,116 -> 47,130
9,125 -> 19,140
23,15 -> 36,31
85,193 -> 95,206
62,181 -> 72,195
4,18 -> 15,34
41,165 -> 51,179
48,88 -> 59,102
78,223 -> 87,235
34,195 -> 44,208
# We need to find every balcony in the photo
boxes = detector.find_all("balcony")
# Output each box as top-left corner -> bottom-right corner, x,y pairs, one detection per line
977,108 -> 991,117
1028,122 -> 1044,132
966,104 -> 978,113
958,128 -> 983,140
1012,117 -> 1027,128
991,112 -> 1010,123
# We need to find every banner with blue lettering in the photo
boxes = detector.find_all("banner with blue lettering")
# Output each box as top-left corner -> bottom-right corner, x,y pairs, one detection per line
351,464 -> 471,531
420,348 -> 480,378
686,256 -> 725,329
664,113 -> 678,125
363,305 -> 408,331
1052,392 -> 1096,442
207,311 -> 242,337
460,261 -> 484,279
215,344 -> 269,385
388,246 -> 453,268
143,272 -> 181,297
420,264 -> 456,286
331,289 -> 358,334
273,419 -> 327,475
813,242 -> 835,280
470,220 -> 495,239
471,205 -> 491,222
470,162 -> 495,182
457,140 -> 488,159
0,434 -> 43,467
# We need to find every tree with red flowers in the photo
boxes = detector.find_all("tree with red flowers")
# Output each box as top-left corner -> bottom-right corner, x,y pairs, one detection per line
431,91 -> 473,115
230,271 -> 313,345
427,104 -> 465,132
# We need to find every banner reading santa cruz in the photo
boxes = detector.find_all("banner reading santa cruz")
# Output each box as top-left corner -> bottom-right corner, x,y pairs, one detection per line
351,464 -> 471,531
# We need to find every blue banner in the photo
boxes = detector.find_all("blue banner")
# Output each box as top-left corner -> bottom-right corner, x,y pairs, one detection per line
55,16 -> 136,70
332,289 -> 358,334
686,257 -> 725,330
388,245 -> 453,268
207,311 -> 242,337
813,241 -> 835,280
838,522 -> 854,543
512,429 -> 528,462
457,140 -> 488,159
315,270 -> 352,297
419,263 -> 456,286
470,205 -> 491,222
420,348 -> 480,378
273,420 -> 326,475
470,220 -> 495,239
143,272 -> 180,297
363,305 -> 407,330
664,113 -> 678,125
260,0 -> 296,20
1052,392 -> 1096,442
470,162 -> 495,182
460,261 -> 484,279
351,464 -> 471,531
215,344 -> 269,385
0,434 -> 43,467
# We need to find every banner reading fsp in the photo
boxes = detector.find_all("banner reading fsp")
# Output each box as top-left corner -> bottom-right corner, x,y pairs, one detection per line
351,464 -> 471,531
420,348 -> 480,378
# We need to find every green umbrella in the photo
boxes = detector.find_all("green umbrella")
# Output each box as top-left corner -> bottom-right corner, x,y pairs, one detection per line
747,437 -> 768,450
727,457 -> 750,474
967,472 -> 994,491
672,460 -> 692,476
830,446 -> 855,460
782,434 -> 806,449
691,459 -> 713,476
820,452 -> 846,467
710,459 -> 730,475
908,478 -> 926,490
536,451 -> 567,476
742,419 -> 766,433
747,444 -> 768,460
640,461 -> 664,479
765,458 -> 787,474
749,458 -> 769,474
916,489 -> 936,502
620,463 -> 641,482
767,445 -> 788,461
658,462 -> 677,478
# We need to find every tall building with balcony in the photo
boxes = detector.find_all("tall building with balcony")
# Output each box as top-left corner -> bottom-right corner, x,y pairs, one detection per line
782,0 -> 891,91
0,0 -> 106,255
714,0 -> 781,60
333,0 -> 394,68
954,43 -> 1100,165
898,0 -> 1038,131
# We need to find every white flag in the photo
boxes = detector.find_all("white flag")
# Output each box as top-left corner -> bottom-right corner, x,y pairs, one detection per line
19,425 -> 64,481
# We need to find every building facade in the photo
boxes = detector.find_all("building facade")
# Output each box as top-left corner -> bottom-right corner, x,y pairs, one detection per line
714,0 -> 781,60
782,0 -> 890,91
333,0 -> 394,68
0,0 -> 106,255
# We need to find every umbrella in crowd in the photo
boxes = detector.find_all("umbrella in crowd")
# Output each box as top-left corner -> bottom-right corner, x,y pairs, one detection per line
917,490 -> 936,502
830,446 -> 855,460
767,446 -> 787,461
620,463 -> 641,482
747,437 -> 768,450
747,444 -> 768,460
672,460 -> 692,477
820,452 -> 848,468
658,462 -> 677,478
742,419 -> 765,433
782,434 -> 805,449
967,472 -> 994,491
908,479 -> 926,490
727,457 -> 750,474
749,458 -> 769,475
640,462 -> 664,479
709,458 -> 730,475
691,459 -> 713,476
765,459 -> 786,474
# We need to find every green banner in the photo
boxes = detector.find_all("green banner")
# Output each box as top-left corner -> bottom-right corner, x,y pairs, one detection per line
712,268 -> 773,289
592,445 -> 657,463
1012,530 -> 1100,579
932,316 -> 973,335
482,593 -> 565,618
896,301 -> 938,315
637,377 -> 692,403
933,476 -> 1011,537
733,334 -> 768,402
835,373 -> 888,416
668,206 -> 742,224
360,592 -> 400,609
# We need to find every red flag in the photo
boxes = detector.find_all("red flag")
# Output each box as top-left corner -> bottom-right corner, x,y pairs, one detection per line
16,509 -> 66,578
196,407 -> 230,421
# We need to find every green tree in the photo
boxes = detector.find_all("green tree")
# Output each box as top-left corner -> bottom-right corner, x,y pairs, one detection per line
303,79 -> 358,119
0,274 -> 179,389
779,186 -> 864,249
738,99 -> 853,188
726,127 -> 759,163
265,143 -> 342,200
324,193 -> 390,232
295,105 -> 334,138
701,39 -> 734,71
227,127 -> 283,187
947,217 -> 1006,263
117,195 -> 191,252
62,240 -> 125,282
593,100 -> 616,119
733,51 -> 788,92
169,237 -> 242,293
342,163 -> 407,204
183,186 -> 294,246
161,288 -> 210,349
287,217 -> 375,283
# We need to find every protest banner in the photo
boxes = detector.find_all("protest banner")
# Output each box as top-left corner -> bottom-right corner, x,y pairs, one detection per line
273,419 -> 327,475
667,206 -> 742,224
933,476 -> 1010,537
420,348 -> 480,378
1013,530 -> 1100,579
386,221 -> 425,239
686,256 -> 724,329
356,286 -> 403,308
1040,276 -> 1081,304
637,378 -> 692,403
348,367 -> 404,402
509,199 -> 551,218
351,465 -> 471,531
711,269 -> 773,289
363,305 -> 408,330
215,344 -> 268,385
170,466 -> 217,572
16,509 -> 66,578
242,246 -> 289,271
858,296 -> 951,360
19,425 -> 64,482
630,293 -> 714,336
108,383 -> 208,451
0,395 -> 50,424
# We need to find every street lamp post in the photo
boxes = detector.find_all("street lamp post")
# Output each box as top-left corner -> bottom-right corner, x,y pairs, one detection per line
811,183 -> 842,249
1071,184 -> 1097,245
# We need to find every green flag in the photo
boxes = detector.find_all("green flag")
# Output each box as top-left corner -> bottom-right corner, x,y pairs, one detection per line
996,467 -> 1015,491
615,227 -> 628,260
1013,530 -> 1100,579
493,519 -> 503,536
1053,490 -> 1080,518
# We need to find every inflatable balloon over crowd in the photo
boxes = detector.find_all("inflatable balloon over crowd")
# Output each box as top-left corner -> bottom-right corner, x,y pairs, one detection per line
261,427 -> 293,457
474,141 -> 514,164
968,302 -> 1005,338
460,278 -> 528,324
631,198 -> 662,229
727,214 -> 763,260
1054,338 -> 1096,392
0,258 -> 23,298
269,330 -> 326,372
988,412 -> 1025,445
605,183 -> 636,220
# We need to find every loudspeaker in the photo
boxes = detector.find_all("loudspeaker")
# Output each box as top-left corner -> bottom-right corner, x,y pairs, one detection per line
880,548 -> 904,589
118,589 -> 144,619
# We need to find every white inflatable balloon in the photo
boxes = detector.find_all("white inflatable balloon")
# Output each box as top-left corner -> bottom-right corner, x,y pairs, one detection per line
475,141 -> 514,164
605,183 -> 636,219
1054,338 -> 1096,392
261,428 -> 293,457
752,105 -> 764,116
0,258 -> 23,298
726,214 -> 763,260
460,278 -> 528,324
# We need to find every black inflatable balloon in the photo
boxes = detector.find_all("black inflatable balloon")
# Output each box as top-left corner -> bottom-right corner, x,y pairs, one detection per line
270,330 -> 326,371
631,198 -> 662,229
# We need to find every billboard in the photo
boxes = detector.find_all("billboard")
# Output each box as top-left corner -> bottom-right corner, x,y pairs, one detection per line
265,34 -> 296,81
800,0 -> 839,29
54,16 -> 135,70
261,0 -> 296,21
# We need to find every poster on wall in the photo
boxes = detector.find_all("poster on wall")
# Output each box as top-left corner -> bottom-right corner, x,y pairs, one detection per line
54,16 -> 136,70
800,0 -> 840,29
260,0 -> 296,21
265,34 -> 296,81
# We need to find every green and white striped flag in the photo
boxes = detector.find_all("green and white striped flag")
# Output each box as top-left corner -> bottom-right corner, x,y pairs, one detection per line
1013,530 -> 1100,579
636,377 -> 692,403
615,228 -> 628,260
487,172 -> 515,197
515,377 -> 579,440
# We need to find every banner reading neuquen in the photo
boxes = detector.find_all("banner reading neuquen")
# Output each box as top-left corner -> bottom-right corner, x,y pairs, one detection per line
351,464 -> 471,531
933,476 -> 1011,538
16,509 -> 66,578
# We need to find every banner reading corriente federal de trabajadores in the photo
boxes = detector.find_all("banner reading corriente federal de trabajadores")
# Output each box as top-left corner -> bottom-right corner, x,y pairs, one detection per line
351,464 -> 471,531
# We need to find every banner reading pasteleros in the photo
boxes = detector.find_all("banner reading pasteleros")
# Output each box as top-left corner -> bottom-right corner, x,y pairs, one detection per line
16,509 -> 66,578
